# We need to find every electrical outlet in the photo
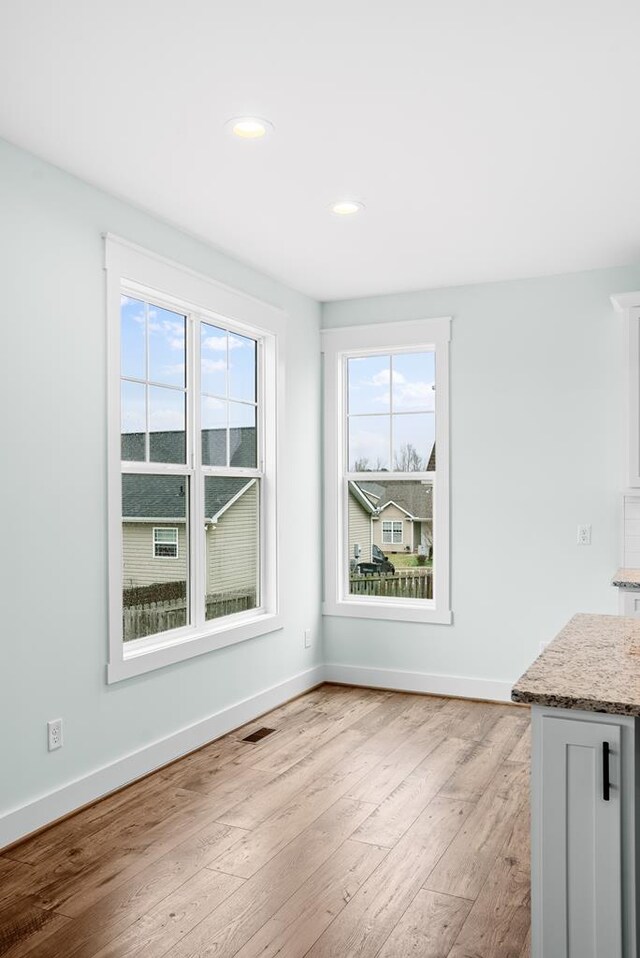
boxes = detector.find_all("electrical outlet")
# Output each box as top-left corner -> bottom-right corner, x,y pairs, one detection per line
48,718 -> 63,751
577,524 -> 592,545
304,629 -> 312,649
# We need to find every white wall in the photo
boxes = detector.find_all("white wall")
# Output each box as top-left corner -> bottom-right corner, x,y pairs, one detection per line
0,137 -> 322,830
322,264 -> 640,694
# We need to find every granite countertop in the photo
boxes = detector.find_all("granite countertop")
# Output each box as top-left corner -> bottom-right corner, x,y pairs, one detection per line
512,613 -> 640,716
612,568 -> 640,589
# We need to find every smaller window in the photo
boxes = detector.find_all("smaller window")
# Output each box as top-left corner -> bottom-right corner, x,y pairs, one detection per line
153,527 -> 178,558
382,520 -> 403,544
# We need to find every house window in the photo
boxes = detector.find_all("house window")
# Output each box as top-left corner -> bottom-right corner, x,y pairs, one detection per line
107,236 -> 283,682
153,527 -> 178,558
382,521 -> 403,544
323,318 -> 451,624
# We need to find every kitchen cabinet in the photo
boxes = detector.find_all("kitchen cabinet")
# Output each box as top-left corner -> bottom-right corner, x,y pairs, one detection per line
531,706 -> 635,957
513,615 -> 640,958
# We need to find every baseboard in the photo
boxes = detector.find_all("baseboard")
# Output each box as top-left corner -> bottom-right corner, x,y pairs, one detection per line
0,664 -> 325,851
324,663 -> 513,703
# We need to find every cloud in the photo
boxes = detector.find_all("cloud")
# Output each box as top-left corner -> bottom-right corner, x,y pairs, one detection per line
203,332 -> 250,353
202,335 -> 227,352
393,381 -> 435,411
370,368 -> 406,386
202,358 -> 227,373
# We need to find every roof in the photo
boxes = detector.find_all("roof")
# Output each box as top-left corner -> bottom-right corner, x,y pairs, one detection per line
122,427 -> 256,469
348,481 -> 378,515
351,478 -> 433,521
122,473 -> 253,520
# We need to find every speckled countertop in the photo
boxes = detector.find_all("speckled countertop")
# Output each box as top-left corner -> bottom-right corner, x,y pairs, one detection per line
612,568 -> 640,589
512,613 -> 640,716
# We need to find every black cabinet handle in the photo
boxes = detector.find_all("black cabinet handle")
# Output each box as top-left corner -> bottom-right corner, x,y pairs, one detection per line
603,741 -> 610,801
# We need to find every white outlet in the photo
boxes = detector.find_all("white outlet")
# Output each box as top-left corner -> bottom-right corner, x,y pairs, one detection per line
304,629 -> 312,649
577,524 -> 592,546
48,718 -> 63,751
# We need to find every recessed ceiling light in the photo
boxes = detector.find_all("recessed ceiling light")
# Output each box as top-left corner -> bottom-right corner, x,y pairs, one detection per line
330,200 -> 364,216
227,116 -> 274,139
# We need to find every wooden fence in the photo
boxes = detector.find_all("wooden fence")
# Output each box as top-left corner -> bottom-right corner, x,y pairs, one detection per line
349,568 -> 432,600
123,589 -> 256,642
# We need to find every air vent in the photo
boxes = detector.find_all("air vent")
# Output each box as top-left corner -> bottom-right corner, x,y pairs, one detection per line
242,727 -> 276,743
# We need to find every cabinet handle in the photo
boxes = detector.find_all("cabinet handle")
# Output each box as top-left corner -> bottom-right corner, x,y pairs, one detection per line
603,741 -> 610,801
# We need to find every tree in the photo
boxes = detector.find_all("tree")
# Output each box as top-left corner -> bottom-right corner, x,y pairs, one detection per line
394,443 -> 426,471
353,456 -> 387,472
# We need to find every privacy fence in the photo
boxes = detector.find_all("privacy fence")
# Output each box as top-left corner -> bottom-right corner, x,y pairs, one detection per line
349,568 -> 433,600
122,581 -> 256,642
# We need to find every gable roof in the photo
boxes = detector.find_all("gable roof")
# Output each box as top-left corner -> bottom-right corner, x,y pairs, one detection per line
348,481 -> 378,515
122,473 -> 253,520
351,478 -> 433,521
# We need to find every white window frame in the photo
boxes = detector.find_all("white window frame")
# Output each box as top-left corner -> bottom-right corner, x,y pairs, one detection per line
153,527 -> 179,559
382,520 -> 403,545
322,317 -> 452,624
106,235 -> 285,683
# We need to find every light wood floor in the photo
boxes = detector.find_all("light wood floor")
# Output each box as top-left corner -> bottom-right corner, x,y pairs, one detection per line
0,685 -> 531,958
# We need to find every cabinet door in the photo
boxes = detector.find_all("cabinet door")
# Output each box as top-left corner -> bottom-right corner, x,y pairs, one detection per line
540,715 -> 622,958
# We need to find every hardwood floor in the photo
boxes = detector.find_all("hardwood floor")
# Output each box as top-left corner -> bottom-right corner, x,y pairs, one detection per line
0,685 -> 531,958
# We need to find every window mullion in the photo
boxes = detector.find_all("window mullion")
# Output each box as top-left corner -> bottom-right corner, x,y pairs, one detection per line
191,314 -> 205,632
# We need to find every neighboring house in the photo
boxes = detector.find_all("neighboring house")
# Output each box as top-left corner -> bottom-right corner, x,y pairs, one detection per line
347,481 -> 377,565
351,475 -> 434,557
121,434 -> 258,602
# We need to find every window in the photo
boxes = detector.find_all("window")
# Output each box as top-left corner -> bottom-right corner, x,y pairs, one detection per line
153,527 -> 178,558
106,236 -> 283,682
323,318 -> 451,624
382,521 -> 403,544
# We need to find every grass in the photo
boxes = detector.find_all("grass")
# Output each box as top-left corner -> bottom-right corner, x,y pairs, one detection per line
388,552 -> 433,569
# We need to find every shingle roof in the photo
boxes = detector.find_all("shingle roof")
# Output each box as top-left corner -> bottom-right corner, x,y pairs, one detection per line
353,478 -> 433,520
122,430 -> 253,520
121,427 -> 256,468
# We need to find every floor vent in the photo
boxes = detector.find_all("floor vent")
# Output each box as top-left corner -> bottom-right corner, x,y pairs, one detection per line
242,727 -> 276,743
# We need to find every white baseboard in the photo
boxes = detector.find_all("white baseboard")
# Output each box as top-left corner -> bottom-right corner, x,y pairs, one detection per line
324,663 -> 513,703
0,665 -> 325,851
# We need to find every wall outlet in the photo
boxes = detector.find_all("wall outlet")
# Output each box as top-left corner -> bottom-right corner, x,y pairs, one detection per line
47,718 -> 63,751
577,524 -> 592,545
304,629 -> 312,649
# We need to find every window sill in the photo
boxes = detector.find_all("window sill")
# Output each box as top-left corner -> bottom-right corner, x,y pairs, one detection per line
322,599 -> 452,625
107,611 -> 283,683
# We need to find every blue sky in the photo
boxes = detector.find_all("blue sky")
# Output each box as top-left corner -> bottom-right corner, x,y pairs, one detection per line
121,297 -> 256,438
347,352 -> 436,470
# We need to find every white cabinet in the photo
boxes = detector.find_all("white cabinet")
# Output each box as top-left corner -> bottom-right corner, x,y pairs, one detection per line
531,705 -> 638,958
619,587 -> 640,618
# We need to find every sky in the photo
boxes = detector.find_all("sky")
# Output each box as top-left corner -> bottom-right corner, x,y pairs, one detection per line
120,296 -> 257,446
347,352 -> 436,470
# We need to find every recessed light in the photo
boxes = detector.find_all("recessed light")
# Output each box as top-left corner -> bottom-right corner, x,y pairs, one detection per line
330,200 -> 364,216
227,116 -> 274,139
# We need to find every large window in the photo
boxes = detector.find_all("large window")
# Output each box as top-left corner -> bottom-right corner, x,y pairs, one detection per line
323,318 -> 451,624
107,237 -> 282,682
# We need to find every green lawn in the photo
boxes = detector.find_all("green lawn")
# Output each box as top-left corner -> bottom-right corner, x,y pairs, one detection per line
389,552 -> 433,569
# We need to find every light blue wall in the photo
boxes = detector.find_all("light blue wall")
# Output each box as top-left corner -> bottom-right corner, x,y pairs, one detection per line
0,138 -> 322,816
322,264 -> 640,687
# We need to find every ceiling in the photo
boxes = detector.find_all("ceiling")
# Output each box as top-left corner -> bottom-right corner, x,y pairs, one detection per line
1,0 -> 639,302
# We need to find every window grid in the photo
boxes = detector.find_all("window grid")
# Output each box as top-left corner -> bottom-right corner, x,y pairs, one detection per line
153,527 -> 179,558
120,290 -> 263,644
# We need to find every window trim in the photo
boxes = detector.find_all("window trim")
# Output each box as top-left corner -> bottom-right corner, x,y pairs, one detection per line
322,318 -> 452,624
153,526 -> 179,559
105,234 -> 285,683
